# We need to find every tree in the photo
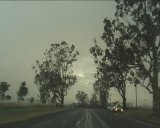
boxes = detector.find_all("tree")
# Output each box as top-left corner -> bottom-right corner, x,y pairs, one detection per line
30,97 -> 34,104
33,41 -> 79,107
90,38 -> 129,109
93,78 -> 109,108
102,21 -> 131,109
5,95 -> 11,100
100,64 -> 128,109
0,82 -> 10,101
89,92 -> 99,107
75,91 -> 89,106
113,0 -> 160,112
89,41 -> 110,108
17,81 -> 28,103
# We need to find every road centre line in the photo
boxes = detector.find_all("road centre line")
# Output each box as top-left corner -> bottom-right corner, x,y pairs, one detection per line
93,111 -> 110,128
75,111 -> 85,127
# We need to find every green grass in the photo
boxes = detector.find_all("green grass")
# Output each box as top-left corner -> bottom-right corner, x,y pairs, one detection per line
123,109 -> 160,126
0,103 -> 65,124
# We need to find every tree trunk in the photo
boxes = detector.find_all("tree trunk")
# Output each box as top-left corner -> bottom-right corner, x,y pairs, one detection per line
152,89 -> 160,112
40,92 -> 46,104
152,49 -> 160,113
60,90 -> 64,108
60,95 -> 64,108
122,95 -> 127,110
99,91 -> 108,108
152,79 -> 160,113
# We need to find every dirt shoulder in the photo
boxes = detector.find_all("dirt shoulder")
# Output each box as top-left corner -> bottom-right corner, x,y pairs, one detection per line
123,109 -> 160,126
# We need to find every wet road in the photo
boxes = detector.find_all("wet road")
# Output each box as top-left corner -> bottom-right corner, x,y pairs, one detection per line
1,108 -> 160,128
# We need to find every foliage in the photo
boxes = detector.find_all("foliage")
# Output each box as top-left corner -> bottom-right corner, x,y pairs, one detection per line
101,18 -> 132,109
17,81 -> 28,103
114,0 -> 160,112
93,78 -> 109,108
75,91 -> 89,106
5,95 -> 11,100
90,0 -> 160,111
33,41 -> 79,107
89,92 -> 99,107
90,36 -> 129,109
0,82 -> 10,100
30,97 -> 34,103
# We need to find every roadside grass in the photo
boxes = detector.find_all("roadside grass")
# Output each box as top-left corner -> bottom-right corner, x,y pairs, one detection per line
0,103 -> 71,124
123,109 -> 160,126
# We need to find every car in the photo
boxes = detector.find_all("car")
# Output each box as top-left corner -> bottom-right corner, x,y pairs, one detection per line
107,105 -> 123,112
113,106 -> 123,112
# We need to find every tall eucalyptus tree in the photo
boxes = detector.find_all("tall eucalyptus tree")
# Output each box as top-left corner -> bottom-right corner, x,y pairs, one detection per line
33,41 -> 79,107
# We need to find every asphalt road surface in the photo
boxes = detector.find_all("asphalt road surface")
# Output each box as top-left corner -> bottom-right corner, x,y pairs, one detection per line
2,108 -> 160,128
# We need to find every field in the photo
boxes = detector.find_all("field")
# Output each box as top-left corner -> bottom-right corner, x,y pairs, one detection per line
0,103 -> 65,124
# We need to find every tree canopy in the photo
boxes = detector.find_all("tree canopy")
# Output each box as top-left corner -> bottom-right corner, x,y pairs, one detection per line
114,0 -> 160,112
75,91 -> 89,106
17,81 -> 28,103
0,82 -> 10,101
33,41 -> 79,107
90,0 -> 160,112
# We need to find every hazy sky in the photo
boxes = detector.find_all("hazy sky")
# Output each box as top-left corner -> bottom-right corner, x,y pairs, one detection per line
0,1 -> 153,106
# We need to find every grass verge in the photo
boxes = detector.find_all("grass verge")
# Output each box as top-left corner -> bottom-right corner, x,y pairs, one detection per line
0,103 -> 71,124
123,109 -> 160,126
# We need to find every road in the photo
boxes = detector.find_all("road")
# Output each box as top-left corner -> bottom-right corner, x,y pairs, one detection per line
1,108 -> 160,128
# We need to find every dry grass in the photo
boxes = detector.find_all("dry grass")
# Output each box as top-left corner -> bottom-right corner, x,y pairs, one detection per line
0,103 -> 64,124
123,109 -> 160,126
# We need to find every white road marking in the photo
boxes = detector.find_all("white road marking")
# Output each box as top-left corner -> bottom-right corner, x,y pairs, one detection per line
93,112 -> 110,128
75,115 -> 85,127
84,109 -> 93,128
75,109 -> 93,128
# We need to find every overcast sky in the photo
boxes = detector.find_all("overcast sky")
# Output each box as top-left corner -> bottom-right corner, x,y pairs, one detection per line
0,1 -> 153,107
